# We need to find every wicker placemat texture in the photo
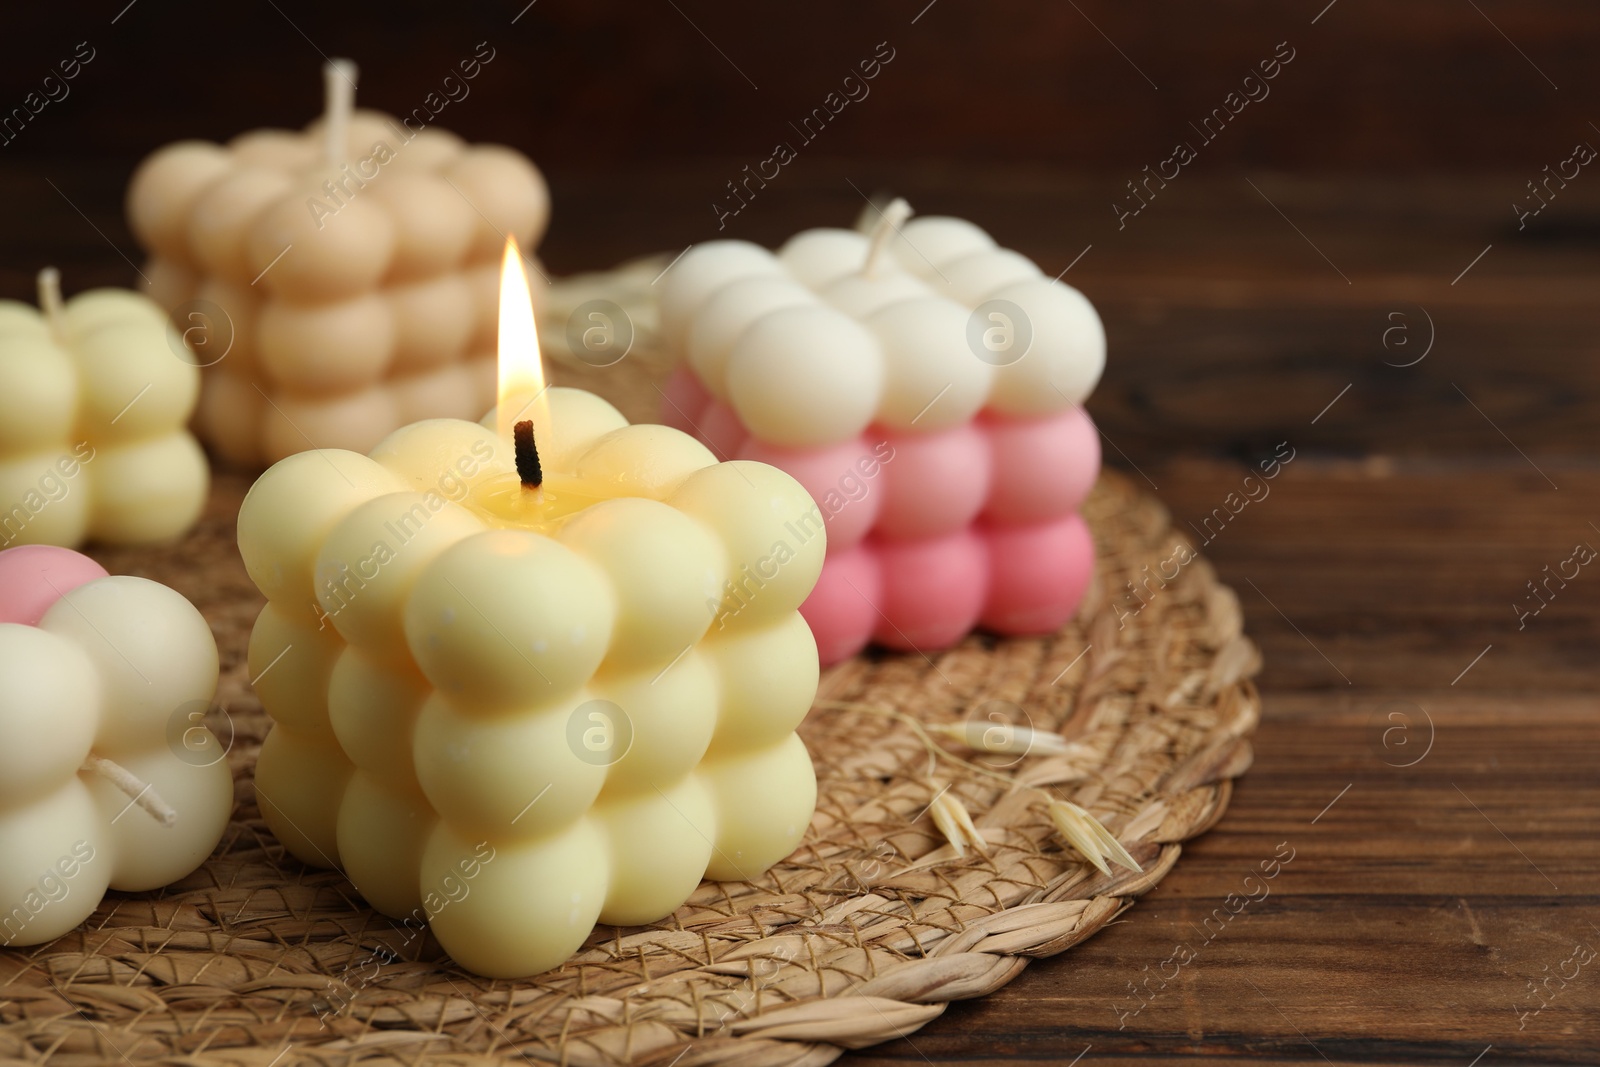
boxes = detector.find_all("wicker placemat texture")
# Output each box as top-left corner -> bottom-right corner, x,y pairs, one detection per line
0,265 -> 1258,1066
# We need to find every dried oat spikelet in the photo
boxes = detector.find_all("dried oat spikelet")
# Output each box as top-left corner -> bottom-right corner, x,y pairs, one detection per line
927,720 -> 1082,758
927,782 -> 987,857
1046,799 -> 1143,876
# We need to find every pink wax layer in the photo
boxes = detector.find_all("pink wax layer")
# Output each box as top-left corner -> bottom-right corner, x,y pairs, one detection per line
663,366 -> 1100,664
0,544 -> 110,626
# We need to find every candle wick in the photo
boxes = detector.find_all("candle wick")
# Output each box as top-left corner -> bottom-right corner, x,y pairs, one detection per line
862,197 -> 913,278
514,419 -> 543,489
82,755 -> 178,829
37,267 -> 65,343
323,57 -> 359,170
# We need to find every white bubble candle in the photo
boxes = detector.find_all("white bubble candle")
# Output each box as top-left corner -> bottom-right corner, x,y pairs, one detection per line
0,545 -> 231,948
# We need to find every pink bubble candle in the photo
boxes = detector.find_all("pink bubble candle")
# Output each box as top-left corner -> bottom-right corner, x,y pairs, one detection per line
659,201 -> 1105,664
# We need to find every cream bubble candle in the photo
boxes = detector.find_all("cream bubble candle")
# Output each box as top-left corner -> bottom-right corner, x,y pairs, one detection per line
0,545 -> 232,948
127,58 -> 550,467
659,201 -> 1104,664
240,238 -> 823,978
0,269 -> 207,550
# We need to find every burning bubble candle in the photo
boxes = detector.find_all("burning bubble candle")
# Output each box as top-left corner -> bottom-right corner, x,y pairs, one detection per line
0,269 -> 207,550
240,237 -> 823,979
127,58 -> 550,467
0,545 -> 232,948
658,201 -> 1106,665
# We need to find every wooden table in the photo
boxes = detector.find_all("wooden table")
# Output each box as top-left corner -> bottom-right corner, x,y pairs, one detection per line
5,163 -> 1597,1064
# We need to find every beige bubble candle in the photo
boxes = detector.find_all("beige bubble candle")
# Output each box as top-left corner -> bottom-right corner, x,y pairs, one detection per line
0,269 -> 207,550
127,57 -> 550,467
240,238 -> 823,978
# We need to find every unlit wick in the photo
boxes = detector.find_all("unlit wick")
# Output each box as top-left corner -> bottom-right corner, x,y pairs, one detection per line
862,196 -> 913,278
37,267 -> 64,344
82,756 -> 177,828
514,419 -> 543,489
323,57 -> 359,170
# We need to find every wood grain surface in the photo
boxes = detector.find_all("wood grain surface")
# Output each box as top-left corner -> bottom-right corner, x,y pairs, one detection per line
2,143 -> 1598,1064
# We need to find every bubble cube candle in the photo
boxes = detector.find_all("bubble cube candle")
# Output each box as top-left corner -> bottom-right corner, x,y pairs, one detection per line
0,269 -> 207,550
127,58 -> 550,467
658,202 -> 1105,664
239,246 -> 823,978
0,545 -> 232,948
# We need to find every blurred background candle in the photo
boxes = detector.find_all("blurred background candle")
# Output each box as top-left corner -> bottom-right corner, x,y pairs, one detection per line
239,237 -> 822,978
126,58 -> 551,468
0,269 -> 207,550
0,544 -> 232,947
659,202 -> 1105,664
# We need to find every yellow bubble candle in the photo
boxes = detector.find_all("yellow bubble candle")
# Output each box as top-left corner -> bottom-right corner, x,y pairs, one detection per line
0,269 -> 207,549
239,238 -> 824,978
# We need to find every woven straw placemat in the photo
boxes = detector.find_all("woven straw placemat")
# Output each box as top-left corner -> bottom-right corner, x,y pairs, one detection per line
0,265 -> 1259,1067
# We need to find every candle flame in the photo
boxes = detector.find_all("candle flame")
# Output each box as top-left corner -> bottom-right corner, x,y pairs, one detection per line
496,235 -> 550,447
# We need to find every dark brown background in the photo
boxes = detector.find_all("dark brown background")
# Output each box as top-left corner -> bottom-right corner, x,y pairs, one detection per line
1,2 -> 1597,1063
5,1 -> 1600,167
